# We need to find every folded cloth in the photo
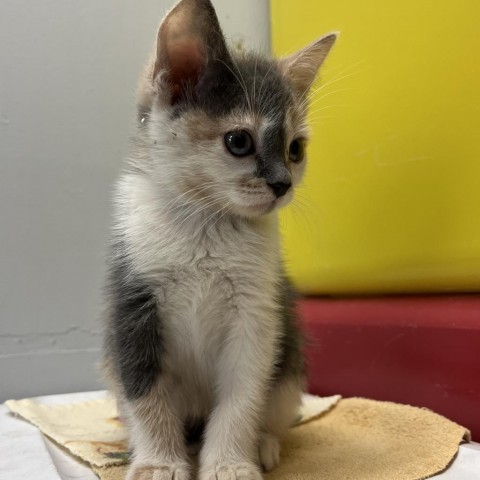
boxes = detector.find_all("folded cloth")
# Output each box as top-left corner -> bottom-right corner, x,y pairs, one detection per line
6,393 -> 469,480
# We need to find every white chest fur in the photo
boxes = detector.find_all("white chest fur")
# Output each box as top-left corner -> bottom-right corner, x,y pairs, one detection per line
115,173 -> 283,417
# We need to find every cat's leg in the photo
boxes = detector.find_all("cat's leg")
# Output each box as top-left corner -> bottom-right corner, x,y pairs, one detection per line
258,377 -> 303,472
103,268 -> 190,480
198,308 -> 278,480
104,356 -> 189,479
198,374 -> 266,479
121,381 -> 190,480
257,275 -> 305,472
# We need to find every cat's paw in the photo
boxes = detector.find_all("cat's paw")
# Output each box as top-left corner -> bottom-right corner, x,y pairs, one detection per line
199,463 -> 263,480
259,433 -> 280,472
126,463 -> 190,480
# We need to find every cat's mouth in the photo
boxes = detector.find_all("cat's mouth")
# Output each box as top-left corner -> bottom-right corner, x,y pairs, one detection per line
250,200 -> 276,211
237,198 -> 277,216
234,184 -> 287,216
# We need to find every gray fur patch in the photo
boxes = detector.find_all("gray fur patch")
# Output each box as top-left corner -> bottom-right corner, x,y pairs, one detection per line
273,276 -> 305,381
171,53 -> 293,123
104,244 -> 163,400
256,123 -> 291,188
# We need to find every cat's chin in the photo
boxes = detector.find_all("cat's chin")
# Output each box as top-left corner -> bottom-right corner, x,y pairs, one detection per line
234,199 -> 278,218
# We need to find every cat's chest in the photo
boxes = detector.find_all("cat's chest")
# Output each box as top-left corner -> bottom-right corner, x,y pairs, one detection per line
121,173 -> 279,279
157,260 -> 236,318
154,232 -> 279,317
121,171 -> 281,334
129,203 -> 280,292
156,262 -> 238,389
155,242 -> 277,354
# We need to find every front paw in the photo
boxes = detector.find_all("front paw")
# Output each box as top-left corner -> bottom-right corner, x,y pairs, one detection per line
199,463 -> 262,480
126,463 -> 190,480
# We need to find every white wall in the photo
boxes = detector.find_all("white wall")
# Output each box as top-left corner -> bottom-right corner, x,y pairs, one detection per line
0,0 -> 270,401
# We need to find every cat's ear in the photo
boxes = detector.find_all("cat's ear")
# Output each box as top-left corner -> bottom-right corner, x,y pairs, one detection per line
279,33 -> 338,98
153,0 -> 230,104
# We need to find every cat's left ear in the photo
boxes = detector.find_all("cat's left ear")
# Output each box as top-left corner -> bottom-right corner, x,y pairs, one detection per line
279,32 -> 338,98
153,0 -> 230,104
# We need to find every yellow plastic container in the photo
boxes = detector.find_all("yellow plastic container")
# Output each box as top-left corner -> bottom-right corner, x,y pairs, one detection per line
272,0 -> 480,294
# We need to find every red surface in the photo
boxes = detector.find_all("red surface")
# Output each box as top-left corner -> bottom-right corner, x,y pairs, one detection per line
299,295 -> 480,440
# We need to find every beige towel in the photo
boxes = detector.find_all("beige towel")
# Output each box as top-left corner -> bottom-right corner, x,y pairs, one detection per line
265,398 -> 470,480
6,395 -> 469,480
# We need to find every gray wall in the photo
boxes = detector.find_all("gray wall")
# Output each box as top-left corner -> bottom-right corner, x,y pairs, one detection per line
0,0 -> 270,401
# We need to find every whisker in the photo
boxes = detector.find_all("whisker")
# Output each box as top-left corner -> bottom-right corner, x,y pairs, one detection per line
253,56 -> 258,108
297,65 -> 365,113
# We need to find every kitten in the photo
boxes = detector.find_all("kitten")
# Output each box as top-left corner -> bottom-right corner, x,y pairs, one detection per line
102,1 -> 336,479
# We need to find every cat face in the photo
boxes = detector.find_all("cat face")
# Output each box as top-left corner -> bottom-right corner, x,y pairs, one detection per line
137,0 -> 336,219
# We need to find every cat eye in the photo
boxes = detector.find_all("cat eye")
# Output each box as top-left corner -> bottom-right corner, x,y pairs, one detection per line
224,130 -> 255,157
289,139 -> 305,163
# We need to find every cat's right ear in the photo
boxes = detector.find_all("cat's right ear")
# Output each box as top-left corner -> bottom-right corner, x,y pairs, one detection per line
279,33 -> 338,99
153,0 -> 230,104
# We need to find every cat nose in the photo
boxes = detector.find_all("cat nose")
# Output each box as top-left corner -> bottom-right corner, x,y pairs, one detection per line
267,181 -> 291,198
